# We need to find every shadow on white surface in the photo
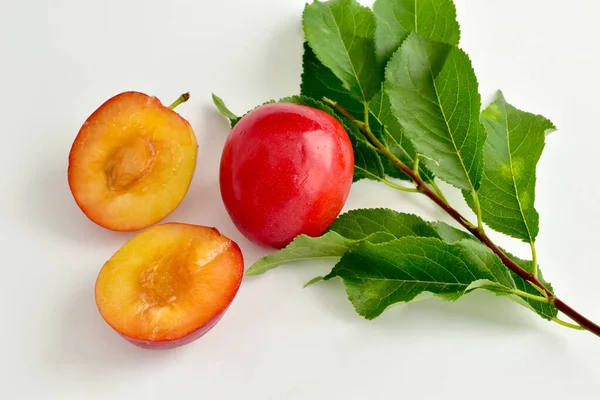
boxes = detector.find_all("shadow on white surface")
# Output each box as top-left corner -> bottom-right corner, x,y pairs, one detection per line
307,278 -> 559,335
242,257 -> 559,339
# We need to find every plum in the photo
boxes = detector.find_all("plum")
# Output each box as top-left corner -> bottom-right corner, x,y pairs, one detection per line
68,91 -> 197,231
219,102 -> 354,248
95,223 -> 244,349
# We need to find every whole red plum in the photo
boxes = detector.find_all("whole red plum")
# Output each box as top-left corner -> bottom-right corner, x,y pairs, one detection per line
219,102 -> 355,248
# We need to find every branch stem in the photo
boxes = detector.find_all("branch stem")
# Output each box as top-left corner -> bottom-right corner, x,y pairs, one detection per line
412,157 -> 420,176
511,289 -> 549,303
380,178 -> 420,193
471,191 -> 484,230
430,180 -> 449,204
326,98 -> 600,338
552,317 -> 585,331
168,92 -> 190,109
530,241 -> 539,278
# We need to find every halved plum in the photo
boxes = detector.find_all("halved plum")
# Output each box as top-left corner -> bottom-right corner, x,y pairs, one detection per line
68,91 -> 197,231
95,223 -> 244,349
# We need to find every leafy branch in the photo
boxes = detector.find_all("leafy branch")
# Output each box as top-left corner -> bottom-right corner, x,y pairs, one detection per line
215,0 -> 600,338
324,96 -> 600,337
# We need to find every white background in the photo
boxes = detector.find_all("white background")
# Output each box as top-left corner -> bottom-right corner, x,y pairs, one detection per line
1,0 -> 599,398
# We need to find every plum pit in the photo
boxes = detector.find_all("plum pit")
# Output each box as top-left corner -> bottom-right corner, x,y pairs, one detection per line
106,135 -> 156,192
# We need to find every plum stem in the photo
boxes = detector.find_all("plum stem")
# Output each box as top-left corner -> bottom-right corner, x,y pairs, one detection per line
168,93 -> 190,110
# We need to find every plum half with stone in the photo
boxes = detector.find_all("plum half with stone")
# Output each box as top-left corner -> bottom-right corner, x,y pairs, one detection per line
219,102 -> 354,248
95,223 -> 244,349
68,91 -> 197,231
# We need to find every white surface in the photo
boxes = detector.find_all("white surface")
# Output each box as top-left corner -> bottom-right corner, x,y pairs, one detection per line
1,0 -> 599,398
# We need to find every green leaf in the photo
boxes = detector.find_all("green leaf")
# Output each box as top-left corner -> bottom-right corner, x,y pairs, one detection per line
212,93 -> 240,126
471,91 -> 556,242
432,221 -> 472,242
374,0 -> 461,68
246,209 -> 440,276
325,237 -> 516,319
368,88 -> 434,182
456,240 -> 517,289
304,276 -> 326,288
301,42 -> 365,119
502,250 -> 558,320
328,208 -> 439,240
303,0 -> 381,103
432,220 -> 558,320
246,232 -> 355,276
385,32 -> 485,192
367,88 -> 400,147
353,141 -> 386,182
246,231 -> 395,276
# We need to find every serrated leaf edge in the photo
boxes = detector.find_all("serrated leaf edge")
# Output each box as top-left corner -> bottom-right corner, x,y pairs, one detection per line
302,0 -> 379,103
383,32 -> 486,192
